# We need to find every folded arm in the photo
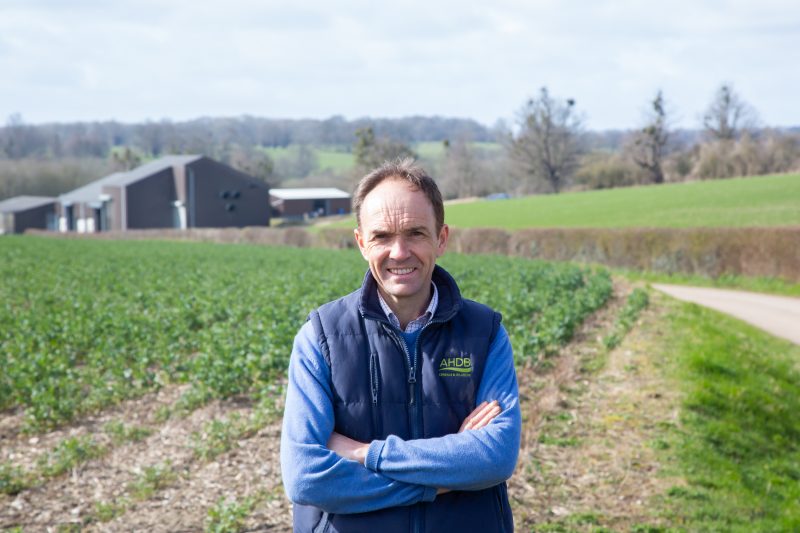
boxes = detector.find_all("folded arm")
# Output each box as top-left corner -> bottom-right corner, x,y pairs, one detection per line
280,321 -> 437,514
334,325 -> 522,491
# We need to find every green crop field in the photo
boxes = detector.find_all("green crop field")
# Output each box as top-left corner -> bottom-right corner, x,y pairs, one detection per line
1,236 -> 796,531
444,172 -> 800,229
0,237 -> 610,431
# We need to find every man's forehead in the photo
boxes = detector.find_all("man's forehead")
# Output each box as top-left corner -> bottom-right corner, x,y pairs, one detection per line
362,182 -> 435,221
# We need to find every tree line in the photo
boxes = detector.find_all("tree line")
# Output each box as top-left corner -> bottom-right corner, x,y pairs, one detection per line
1,84 -> 798,201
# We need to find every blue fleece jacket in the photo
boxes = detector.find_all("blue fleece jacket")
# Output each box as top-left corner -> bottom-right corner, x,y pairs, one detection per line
280,319 -> 521,514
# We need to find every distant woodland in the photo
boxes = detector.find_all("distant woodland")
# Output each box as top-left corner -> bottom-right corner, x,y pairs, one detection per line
2,84 -> 799,201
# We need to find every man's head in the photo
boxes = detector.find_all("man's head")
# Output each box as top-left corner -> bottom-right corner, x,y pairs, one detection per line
353,158 -> 445,234
353,159 -> 449,314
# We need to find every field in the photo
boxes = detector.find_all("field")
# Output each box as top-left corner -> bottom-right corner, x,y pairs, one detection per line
0,237 -> 614,531
261,141 -> 502,179
444,172 -> 800,229
2,237 -> 798,531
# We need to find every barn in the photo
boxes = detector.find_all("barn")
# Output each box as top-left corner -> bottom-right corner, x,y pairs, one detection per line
57,155 -> 270,232
0,196 -> 57,234
269,188 -> 351,219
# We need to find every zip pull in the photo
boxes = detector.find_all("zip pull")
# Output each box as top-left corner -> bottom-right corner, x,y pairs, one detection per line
369,352 -> 379,404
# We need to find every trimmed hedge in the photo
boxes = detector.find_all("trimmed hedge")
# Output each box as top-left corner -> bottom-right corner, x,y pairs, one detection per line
28,225 -> 800,282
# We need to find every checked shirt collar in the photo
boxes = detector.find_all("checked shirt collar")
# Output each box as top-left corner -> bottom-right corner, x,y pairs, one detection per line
377,282 -> 439,334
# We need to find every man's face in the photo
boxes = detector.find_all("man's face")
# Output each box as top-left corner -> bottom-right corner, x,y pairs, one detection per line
354,178 -> 449,309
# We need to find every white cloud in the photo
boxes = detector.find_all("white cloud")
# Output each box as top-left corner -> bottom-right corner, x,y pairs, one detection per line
0,0 -> 798,128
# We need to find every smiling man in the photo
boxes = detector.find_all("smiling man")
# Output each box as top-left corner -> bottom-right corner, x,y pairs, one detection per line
280,159 -> 521,533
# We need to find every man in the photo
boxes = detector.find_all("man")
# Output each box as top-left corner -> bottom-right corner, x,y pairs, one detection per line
280,159 -> 521,533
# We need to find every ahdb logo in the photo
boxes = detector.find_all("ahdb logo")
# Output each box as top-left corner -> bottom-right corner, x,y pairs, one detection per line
438,350 -> 473,378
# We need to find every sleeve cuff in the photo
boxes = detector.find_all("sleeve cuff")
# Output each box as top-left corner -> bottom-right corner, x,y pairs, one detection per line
365,439 -> 385,471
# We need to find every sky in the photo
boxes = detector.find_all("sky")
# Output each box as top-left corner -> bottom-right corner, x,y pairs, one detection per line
1,0 -> 799,131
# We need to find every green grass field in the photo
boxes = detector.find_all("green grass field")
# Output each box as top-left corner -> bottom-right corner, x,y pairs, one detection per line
444,173 -> 800,229
656,298 -> 800,531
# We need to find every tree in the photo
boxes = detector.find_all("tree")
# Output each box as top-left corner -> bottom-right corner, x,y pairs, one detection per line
702,83 -> 759,141
510,87 -> 583,193
353,127 -> 417,170
110,147 -> 143,171
440,139 -> 485,199
630,90 -> 670,184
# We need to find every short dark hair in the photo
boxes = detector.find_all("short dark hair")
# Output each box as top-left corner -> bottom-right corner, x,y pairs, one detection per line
353,158 -> 445,231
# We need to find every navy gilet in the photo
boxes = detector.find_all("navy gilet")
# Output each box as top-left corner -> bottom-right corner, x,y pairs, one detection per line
293,265 -> 514,533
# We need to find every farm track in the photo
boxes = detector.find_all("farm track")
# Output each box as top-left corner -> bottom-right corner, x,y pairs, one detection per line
0,393 -> 258,531
0,384 -> 189,478
514,290 -> 679,530
509,278 -> 631,513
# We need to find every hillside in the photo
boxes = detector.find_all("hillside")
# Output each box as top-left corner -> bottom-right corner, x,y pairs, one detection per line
444,173 -> 800,229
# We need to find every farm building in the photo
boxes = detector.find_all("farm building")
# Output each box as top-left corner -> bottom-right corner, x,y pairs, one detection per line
0,196 -> 58,234
270,188 -> 351,219
57,155 -> 270,232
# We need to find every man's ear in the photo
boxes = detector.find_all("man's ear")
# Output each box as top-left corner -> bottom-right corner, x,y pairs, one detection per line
436,224 -> 449,257
354,227 -> 369,260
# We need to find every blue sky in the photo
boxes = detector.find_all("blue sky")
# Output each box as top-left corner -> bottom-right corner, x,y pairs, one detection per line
1,0 -> 798,130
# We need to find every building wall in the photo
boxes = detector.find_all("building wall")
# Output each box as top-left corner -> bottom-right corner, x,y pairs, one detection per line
125,168 -> 177,229
329,198 -> 351,215
273,197 -> 351,218
276,198 -> 315,217
187,158 -> 270,228
12,203 -> 56,233
102,186 -> 124,231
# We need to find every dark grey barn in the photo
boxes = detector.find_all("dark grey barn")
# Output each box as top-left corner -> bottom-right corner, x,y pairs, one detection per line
0,196 -> 57,234
57,155 -> 270,232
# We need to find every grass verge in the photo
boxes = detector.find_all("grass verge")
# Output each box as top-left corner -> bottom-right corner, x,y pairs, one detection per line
657,299 -> 800,531
619,268 -> 800,298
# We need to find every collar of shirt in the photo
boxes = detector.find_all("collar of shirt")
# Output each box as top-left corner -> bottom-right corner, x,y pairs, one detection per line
377,282 -> 439,333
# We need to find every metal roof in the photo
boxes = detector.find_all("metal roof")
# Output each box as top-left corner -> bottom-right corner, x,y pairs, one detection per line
0,195 -> 56,213
58,155 -> 203,205
58,172 -> 128,205
112,155 -> 203,187
269,188 -> 350,200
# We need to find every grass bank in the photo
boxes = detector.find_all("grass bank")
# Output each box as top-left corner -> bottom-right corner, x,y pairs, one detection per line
656,298 -> 800,531
444,173 -> 800,229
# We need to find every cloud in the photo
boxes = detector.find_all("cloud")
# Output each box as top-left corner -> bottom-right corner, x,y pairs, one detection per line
0,0 -> 798,128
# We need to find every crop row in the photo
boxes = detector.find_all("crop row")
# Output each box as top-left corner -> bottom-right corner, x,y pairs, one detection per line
0,237 -> 612,430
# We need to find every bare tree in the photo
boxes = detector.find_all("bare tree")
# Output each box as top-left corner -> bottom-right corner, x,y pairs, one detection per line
510,87 -> 583,193
630,90 -> 670,184
440,139 -> 485,199
353,127 -> 416,171
702,83 -> 759,140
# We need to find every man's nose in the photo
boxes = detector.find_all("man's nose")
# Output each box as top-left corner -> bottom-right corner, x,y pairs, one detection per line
389,237 -> 410,260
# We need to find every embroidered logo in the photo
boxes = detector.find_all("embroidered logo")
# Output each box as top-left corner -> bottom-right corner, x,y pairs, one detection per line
438,350 -> 473,378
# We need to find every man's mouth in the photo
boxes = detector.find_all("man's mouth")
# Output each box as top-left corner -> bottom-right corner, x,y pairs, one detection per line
387,267 -> 415,275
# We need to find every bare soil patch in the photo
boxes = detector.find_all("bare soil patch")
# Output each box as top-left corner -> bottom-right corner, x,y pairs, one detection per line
1,394 -> 256,531
512,290 -> 682,531
1,384 -> 189,477
94,421 -> 289,532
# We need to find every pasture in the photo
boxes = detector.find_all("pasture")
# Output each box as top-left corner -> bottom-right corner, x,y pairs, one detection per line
444,172 -> 800,229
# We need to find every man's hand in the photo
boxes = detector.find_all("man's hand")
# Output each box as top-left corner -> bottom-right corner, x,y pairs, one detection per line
458,400 -> 501,432
327,432 -> 369,464
327,400 -> 502,486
